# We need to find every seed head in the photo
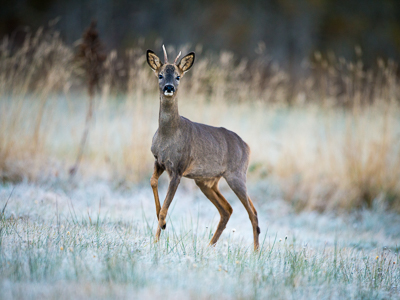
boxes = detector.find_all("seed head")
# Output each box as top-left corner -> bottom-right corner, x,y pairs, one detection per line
314,51 -> 322,61
60,246 -> 64,251
76,20 -> 106,97
355,45 -> 362,57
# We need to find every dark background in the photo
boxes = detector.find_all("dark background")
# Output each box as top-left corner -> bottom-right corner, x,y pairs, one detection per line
2,0 -> 400,73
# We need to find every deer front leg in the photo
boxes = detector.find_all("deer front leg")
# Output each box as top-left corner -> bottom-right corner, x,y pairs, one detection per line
155,174 -> 181,242
150,161 -> 165,220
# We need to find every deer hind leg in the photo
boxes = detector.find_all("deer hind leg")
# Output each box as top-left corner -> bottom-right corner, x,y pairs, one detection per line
195,179 -> 233,246
225,174 -> 260,251
155,174 -> 181,242
150,161 -> 165,220
248,197 -> 258,217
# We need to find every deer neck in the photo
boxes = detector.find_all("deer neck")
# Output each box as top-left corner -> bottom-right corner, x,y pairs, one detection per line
158,94 -> 180,135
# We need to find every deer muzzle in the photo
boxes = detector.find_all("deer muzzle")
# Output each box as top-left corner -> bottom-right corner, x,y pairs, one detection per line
163,85 -> 175,96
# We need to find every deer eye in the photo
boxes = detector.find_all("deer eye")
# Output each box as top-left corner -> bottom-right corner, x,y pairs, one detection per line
158,74 -> 163,79
176,76 -> 180,80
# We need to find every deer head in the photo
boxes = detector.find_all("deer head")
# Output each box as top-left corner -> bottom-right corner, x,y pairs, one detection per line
146,45 -> 195,98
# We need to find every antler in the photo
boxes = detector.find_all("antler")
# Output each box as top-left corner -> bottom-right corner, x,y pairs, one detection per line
174,51 -> 182,64
162,45 -> 168,64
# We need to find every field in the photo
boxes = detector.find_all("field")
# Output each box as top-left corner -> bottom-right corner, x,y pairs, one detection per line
0,28 -> 400,299
1,181 -> 400,299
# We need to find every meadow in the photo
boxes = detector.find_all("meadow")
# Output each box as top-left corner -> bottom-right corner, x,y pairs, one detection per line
0,27 -> 400,299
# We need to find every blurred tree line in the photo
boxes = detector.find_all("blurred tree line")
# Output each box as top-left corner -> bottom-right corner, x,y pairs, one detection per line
1,0 -> 400,74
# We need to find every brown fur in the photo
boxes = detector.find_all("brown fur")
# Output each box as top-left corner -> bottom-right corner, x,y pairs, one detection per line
147,49 -> 260,250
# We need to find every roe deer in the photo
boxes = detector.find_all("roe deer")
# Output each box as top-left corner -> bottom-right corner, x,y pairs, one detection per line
147,46 -> 260,250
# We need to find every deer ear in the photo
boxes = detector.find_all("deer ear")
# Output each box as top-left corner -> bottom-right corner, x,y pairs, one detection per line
147,50 -> 163,72
177,52 -> 195,73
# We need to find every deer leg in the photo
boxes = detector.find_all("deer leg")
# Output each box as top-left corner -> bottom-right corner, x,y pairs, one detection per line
150,161 -> 165,220
195,179 -> 233,246
155,174 -> 181,242
225,175 -> 260,251
248,197 -> 258,217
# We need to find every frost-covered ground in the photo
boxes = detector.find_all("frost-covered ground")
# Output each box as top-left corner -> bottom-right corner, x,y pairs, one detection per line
1,179 -> 399,299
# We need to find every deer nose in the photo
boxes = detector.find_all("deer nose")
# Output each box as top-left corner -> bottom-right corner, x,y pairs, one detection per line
163,85 -> 175,93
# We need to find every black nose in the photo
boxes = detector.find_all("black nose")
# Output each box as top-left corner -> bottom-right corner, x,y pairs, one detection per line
163,85 -> 175,93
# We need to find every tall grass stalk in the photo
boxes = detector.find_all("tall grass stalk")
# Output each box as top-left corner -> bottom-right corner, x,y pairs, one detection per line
69,21 -> 106,178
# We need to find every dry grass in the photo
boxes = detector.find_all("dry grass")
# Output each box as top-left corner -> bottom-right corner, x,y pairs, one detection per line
271,103 -> 400,212
0,27 -> 400,212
